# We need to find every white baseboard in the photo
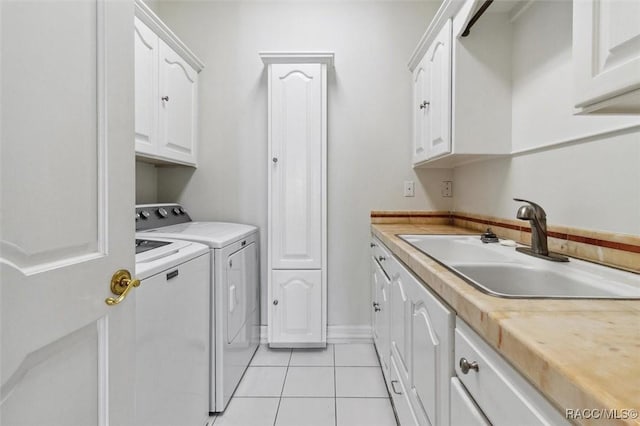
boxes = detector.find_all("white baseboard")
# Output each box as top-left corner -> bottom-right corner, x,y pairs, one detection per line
259,325 -> 373,345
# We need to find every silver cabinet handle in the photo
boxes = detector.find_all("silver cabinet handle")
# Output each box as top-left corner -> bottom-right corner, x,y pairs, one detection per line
390,380 -> 402,395
375,306 -> 381,312
419,101 -> 429,109
459,357 -> 479,374
273,299 -> 279,305
272,157 -> 278,163
378,256 -> 386,262
161,96 -> 169,102
370,242 -> 377,248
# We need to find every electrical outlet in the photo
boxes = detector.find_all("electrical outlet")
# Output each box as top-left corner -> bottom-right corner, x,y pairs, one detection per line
441,181 -> 453,197
404,181 -> 415,197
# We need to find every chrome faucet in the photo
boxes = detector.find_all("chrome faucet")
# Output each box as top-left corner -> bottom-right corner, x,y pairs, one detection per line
513,198 -> 568,262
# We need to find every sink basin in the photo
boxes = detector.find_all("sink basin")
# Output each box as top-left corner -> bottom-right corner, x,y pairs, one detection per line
400,235 -> 640,299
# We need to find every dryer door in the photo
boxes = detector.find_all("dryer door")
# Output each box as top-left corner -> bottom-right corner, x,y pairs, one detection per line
226,242 -> 257,343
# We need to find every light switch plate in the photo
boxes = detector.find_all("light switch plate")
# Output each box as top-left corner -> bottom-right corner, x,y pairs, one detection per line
404,181 -> 415,197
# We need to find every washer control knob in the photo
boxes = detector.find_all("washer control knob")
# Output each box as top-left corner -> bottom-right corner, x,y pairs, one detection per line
157,208 -> 168,218
172,207 -> 180,215
178,207 -> 186,215
140,210 -> 150,219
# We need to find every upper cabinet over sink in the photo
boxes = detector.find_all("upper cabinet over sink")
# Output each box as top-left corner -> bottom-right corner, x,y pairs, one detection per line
409,0 -> 512,168
409,0 -> 640,168
134,0 -> 204,167
573,0 -> 640,114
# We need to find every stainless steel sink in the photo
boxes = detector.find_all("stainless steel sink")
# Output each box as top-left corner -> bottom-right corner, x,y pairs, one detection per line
399,235 -> 640,299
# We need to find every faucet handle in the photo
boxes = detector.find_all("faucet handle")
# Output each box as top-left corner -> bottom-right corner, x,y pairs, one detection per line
513,198 -> 546,218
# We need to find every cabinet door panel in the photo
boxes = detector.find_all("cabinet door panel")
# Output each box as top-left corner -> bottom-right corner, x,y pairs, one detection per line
158,40 -> 198,165
574,0 -> 640,108
271,63 -> 322,269
372,258 -> 391,378
411,303 -> 439,425
426,19 -> 452,159
413,59 -> 428,164
134,18 -> 158,156
391,273 -> 409,379
271,270 -> 322,344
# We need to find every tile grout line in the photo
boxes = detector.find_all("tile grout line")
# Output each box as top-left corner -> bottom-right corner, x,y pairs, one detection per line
333,345 -> 338,426
272,349 -> 292,426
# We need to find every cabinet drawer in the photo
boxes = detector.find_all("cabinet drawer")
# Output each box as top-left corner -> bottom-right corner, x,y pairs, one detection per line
450,377 -> 490,426
455,319 -> 568,426
371,237 -> 392,274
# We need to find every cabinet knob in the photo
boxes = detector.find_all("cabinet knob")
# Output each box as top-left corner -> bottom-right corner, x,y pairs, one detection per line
272,157 -> 278,163
459,357 -> 479,374
370,242 -> 377,248
378,256 -> 386,262
374,306 -> 381,312
161,96 -> 169,102
419,101 -> 429,109
273,299 -> 279,305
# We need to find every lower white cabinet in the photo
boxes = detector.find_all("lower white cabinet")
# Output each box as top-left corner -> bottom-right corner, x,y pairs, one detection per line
454,319 -> 569,426
371,240 -> 391,383
270,270 -> 323,346
371,237 -> 454,426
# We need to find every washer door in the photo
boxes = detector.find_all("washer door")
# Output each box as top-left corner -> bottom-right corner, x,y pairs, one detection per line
226,242 -> 257,343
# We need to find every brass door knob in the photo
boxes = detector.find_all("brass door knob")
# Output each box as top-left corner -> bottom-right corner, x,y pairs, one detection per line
105,269 -> 140,306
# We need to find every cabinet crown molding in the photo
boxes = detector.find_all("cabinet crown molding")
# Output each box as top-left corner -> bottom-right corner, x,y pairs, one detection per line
259,52 -> 335,66
135,0 -> 205,72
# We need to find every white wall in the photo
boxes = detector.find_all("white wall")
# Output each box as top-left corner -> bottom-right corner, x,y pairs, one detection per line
135,160 -> 158,204
153,1 -> 449,328
453,1 -> 640,235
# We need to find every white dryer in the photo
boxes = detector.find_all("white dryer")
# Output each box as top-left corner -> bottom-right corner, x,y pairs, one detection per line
136,204 -> 260,413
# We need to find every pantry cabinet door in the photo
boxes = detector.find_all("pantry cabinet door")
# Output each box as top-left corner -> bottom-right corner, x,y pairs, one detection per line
574,0 -> 640,110
1,0 -> 135,425
270,63 -> 323,270
134,17 -> 158,156
270,270 -> 323,344
425,19 -> 452,160
158,39 -> 198,165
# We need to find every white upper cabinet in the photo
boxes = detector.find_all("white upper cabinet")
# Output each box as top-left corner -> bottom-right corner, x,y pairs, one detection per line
424,19 -> 452,160
134,17 -> 159,157
134,0 -> 204,167
573,0 -> 640,113
412,20 -> 452,164
158,39 -> 199,164
409,0 -> 511,168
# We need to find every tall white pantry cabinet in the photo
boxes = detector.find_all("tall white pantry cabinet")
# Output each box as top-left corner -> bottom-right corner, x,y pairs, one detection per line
260,52 -> 334,347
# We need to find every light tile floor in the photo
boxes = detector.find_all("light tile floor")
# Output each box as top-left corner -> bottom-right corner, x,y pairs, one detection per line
211,343 -> 397,426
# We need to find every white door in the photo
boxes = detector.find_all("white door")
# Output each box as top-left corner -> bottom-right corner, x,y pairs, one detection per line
270,270 -> 322,344
1,1 -> 135,425
158,39 -> 198,165
270,63 -> 323,270
134,17 -> 159,156
426,18 -> 452,160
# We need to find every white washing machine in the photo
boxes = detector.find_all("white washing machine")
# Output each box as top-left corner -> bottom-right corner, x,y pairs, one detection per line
134,237 -> 210,426
136,204 -> 260,413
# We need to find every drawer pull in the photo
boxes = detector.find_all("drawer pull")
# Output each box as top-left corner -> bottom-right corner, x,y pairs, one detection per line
459,357 -> 479,374
390,380 -> 402,395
